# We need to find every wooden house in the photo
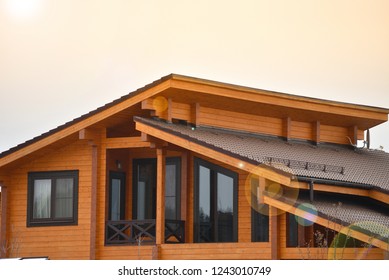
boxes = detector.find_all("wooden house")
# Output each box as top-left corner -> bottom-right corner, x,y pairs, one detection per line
0,74 -> 388,260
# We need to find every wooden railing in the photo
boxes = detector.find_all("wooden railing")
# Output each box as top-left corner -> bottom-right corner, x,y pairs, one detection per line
106,219 -> 185,245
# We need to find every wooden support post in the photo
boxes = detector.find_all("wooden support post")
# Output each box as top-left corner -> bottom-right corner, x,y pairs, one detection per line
313,121 -> 320,145
0,186 -> 7,258
89,145 -> 98,260
167,98 -> 173,123
270,206 -> 279,260
349,125 -> 358,146
283,117 -> 291,141
191,103 -> 201,127
156,148 -> 166,246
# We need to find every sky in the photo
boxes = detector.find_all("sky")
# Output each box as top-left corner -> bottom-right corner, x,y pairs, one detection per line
1,0 -> 389,153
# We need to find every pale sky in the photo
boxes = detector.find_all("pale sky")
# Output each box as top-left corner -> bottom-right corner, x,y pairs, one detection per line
1,0 -> 388,153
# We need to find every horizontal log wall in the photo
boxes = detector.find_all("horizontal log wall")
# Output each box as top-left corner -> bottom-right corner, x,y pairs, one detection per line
160,242 -> 271,260
143,97 -> 360,145
6,139 -> 93,260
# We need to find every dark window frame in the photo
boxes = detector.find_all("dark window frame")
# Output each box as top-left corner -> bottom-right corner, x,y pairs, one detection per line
194,157 -> 238,243
27,170 -> 79,227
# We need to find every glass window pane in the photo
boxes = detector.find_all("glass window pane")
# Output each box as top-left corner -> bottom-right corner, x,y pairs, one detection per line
199,165 -> 211,242
33,179 -> 51,219
165,164 -> 176,197
55,178 -> 73,218
135,161 -> 156,220
217,172 -> 234,242
110,178 -> 121,221
165,197 -> 176,220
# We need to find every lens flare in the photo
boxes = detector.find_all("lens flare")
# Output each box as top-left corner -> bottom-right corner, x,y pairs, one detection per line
244,163 -> 299,217
152,96 -> 169,113
294,203 -> 318,226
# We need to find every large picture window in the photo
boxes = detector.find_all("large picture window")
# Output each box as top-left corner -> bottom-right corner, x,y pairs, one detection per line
194,158 -> 238,243
27,170 -> 78,227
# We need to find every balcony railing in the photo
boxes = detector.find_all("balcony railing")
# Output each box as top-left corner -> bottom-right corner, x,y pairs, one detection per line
106,219 -> 185,245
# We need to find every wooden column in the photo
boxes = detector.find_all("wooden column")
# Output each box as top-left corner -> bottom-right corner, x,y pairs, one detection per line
167,98 -> 173,123
348,125 -> 358,146
191,103 -> 201,127
0,186 -> 7,258
283,117 -> 291,141
313,121 -> 320,145
156,148 -> 166,245
270,206 -> 279,260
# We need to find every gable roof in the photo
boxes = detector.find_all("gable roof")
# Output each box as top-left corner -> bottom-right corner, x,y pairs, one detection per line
134,116 -> 389,194
1,74 -> 389,168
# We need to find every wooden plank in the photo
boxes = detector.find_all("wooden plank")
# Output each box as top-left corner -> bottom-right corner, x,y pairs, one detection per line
104,137 -> 150,149
156,148 -> 166,245
135,121 -> 292,187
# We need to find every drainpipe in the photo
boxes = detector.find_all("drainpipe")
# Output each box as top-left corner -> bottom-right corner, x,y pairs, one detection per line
309,180 -> 314,202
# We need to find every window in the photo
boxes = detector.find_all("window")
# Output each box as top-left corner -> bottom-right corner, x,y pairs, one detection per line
165,157 -> 181,220
108,171 -> 126,221
27,170 -> 78,226
132,158 -> 181,220
194,158 -> 238,243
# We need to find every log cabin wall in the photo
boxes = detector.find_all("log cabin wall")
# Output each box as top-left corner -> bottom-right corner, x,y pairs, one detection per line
142,97 -> 364,145
5,139 -> 93,260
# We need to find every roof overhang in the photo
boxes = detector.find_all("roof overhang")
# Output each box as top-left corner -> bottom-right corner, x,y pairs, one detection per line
1,73 -> 388,168
134,117 -> 292,186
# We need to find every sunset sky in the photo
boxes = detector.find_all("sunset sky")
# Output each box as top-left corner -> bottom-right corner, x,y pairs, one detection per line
1,0 -> 388,152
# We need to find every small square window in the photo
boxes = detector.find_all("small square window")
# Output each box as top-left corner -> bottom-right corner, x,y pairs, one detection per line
27,170 -> 78,227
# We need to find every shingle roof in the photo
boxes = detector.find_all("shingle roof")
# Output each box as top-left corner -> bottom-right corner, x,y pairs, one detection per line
135,117 -> 389,193
294,192 -> 389,241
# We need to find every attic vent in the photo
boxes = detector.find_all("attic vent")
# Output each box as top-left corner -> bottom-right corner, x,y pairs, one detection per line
265,157 -> 345,175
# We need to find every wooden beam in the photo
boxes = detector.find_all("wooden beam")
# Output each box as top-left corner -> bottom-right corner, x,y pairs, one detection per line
79,128 -> 99,141
348,125 -> 358,146
135,121 -> 292,186
0,186 -> 7,258
270,206 -> 279,259
191,103 -> 201,127
167,98 -> 173,123
170,77 -> 389,122
313,121 -> 320,144
156,148 -> 166,246
104,136 -> 151,149
264,195 -> 389,251
283,117 -> 291,141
